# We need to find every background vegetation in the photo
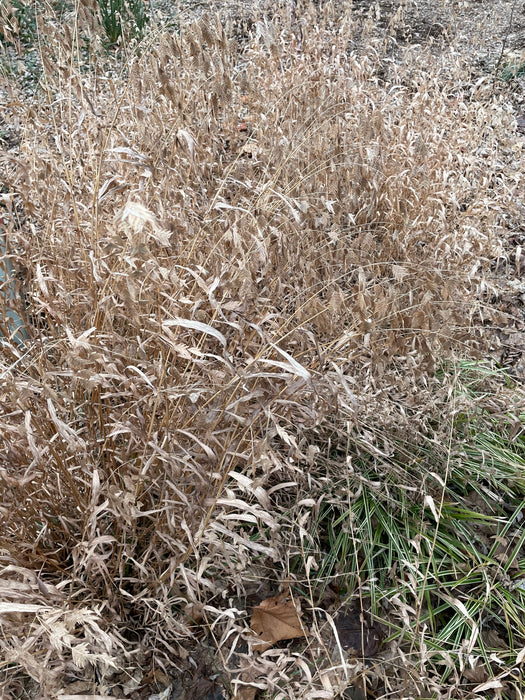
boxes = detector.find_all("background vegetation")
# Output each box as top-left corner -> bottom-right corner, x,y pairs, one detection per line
0,0 -> 524,697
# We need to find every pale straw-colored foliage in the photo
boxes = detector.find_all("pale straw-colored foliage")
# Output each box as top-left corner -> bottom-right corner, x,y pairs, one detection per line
0,1 -> 523,696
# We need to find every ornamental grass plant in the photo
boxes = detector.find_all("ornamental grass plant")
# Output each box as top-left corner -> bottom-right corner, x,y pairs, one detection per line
0,1 -> 524,697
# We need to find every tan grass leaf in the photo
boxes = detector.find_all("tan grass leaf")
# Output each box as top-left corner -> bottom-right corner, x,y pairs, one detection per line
176,129 -> 196,159
148,227 -> 173,247
441,595 -> 479,653
473,678 -> 505,692
392,264 -> 409,281
46,399 -> 87,451
118,201 -> 156,233
424,494 -> 439,523
267,342 -> 312,379
250,592 -> 306,652
162,318 -> 226,346
0,603 -> 51,614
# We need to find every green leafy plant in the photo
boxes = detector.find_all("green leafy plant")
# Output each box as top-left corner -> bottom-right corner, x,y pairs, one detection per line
0,0 -> 37,46
500,59 -> 525,81
95,0 -> 149,47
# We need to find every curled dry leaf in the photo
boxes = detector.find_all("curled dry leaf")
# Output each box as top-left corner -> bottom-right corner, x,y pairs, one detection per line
462,664 -> 490,684
233,667 -> 265,700
250,592 -> 307,652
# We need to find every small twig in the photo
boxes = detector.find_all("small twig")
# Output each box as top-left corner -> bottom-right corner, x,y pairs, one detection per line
493,0 -> 519,90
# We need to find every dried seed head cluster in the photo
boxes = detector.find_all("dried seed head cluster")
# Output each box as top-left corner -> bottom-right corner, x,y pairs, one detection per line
0,1 -> 523,696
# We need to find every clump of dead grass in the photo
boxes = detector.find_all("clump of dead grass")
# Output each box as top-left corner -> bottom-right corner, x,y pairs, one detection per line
0,1 -> 524,697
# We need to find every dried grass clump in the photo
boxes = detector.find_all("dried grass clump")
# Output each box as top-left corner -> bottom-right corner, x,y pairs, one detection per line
0,1 -> 523,696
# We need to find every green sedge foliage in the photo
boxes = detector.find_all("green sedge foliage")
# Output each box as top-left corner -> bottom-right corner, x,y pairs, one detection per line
296,362 -> 525,671
95,0 -> 149,47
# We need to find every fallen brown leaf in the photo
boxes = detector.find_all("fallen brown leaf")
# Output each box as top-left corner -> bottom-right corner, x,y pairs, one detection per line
250,592 -> 307,652
234,686 -> 258,700
334,602 -> 382,658
483,628 -> 509,650
462,664 -> 489,684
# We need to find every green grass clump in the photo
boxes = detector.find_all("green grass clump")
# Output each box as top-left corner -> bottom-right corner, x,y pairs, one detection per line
0,0 -> 38,46
95,0 -> 150,47
295,361 -> 525,696
499,58 -> 525,82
